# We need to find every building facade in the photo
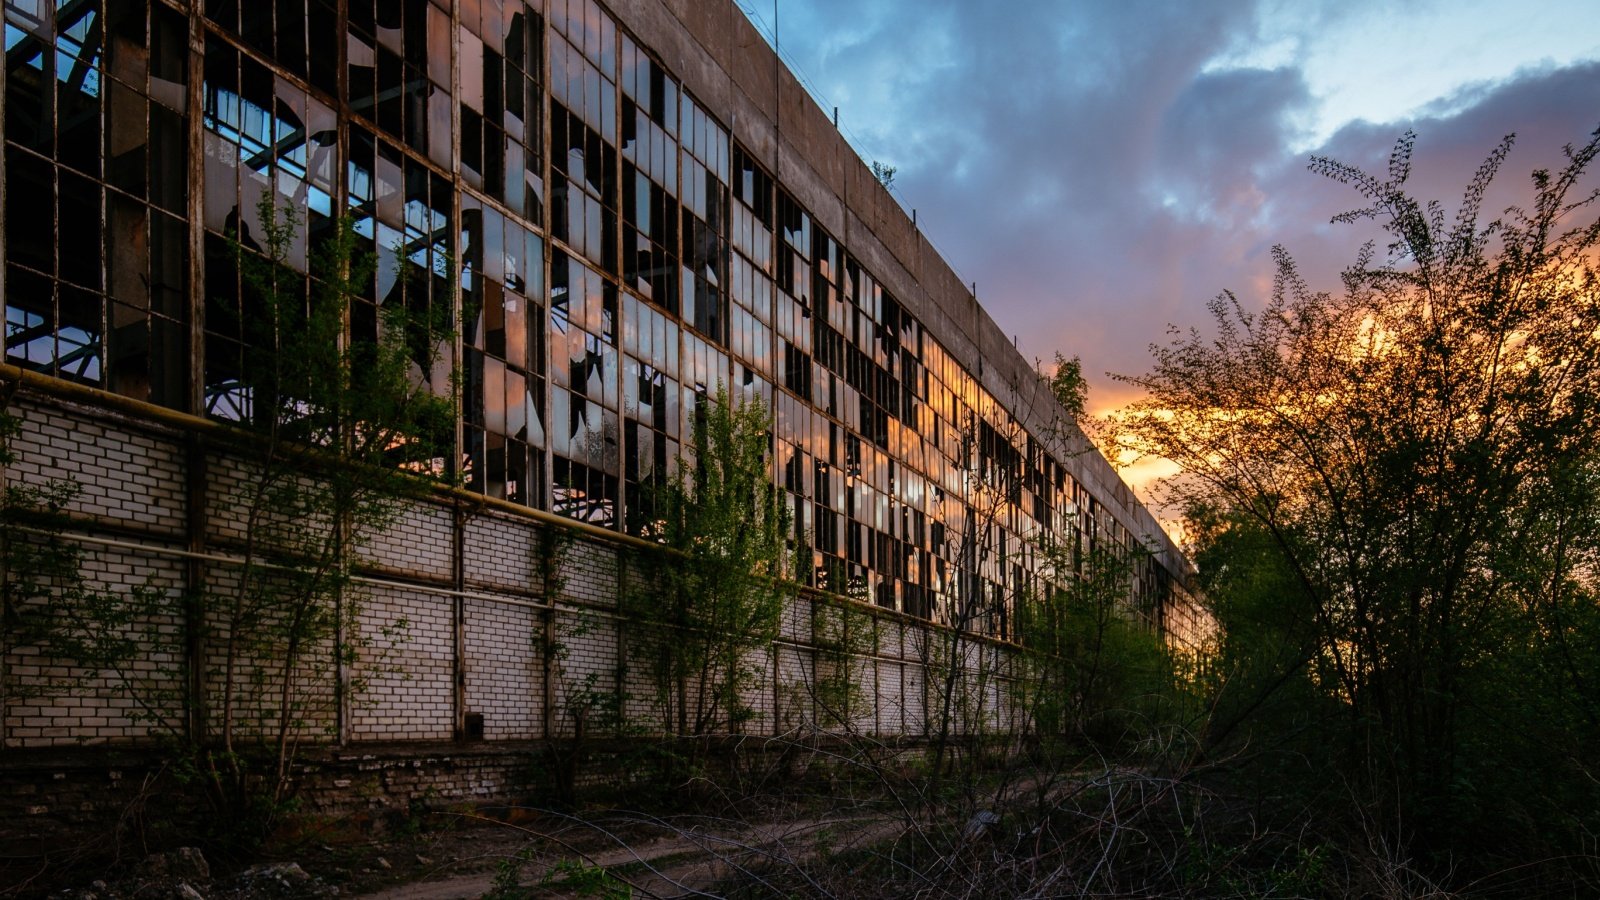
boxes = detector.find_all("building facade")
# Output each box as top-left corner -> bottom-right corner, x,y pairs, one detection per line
0,0 -> 1191,755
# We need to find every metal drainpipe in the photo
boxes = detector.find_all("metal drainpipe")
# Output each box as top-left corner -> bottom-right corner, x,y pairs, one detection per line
184,436 -> 209,745
877,620 -> 886,733
453,503 -> 468,741
334,496 -> 349,745
449,0 -> 467,747
183,4 -> 209,747
614,546 -> 628,736
0,8 -> 9,751
333,0 -> 353,749
540,531 -> 557,742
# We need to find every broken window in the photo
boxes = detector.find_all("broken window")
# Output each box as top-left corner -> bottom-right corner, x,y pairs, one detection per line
462,192 -> 547,506
552,454 -> 617,529
0,0 -> 1126,605
621,41 -> 681,317
550,103 -> 617,274
549,246 -> 621,527
731,145 -> 773,272
204,0 -> 335,93
621,338 -> 679,536
4,0 -> 187,405
347,0 -> 433,155
677,94 -> 728,345
460,0 -> 545,222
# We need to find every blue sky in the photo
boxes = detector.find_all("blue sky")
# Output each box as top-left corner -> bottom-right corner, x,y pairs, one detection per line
737,0 -> 1600,420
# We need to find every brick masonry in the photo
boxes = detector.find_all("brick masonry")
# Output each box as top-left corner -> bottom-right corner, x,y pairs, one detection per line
2,391 -> 1038,820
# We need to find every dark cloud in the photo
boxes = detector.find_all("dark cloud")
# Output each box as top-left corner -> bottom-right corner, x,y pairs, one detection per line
1255,61 -> 1600,311
1155,67 -> 1312,219
763,2 -> 1600,415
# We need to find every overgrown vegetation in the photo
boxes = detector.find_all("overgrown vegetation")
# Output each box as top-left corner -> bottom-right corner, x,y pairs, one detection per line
1117,124 -> 1600,892
195,195 -> 457,836
486,850 -> 630,900
808,599 -> 874,728
1,194 -> 459,850
870,160 -> 898,190
1045,351 -> 1087,422
1014,543 -> 1177,749
156,196 -> 456,840
629,387 -> 796,741
0,398 -> 171,734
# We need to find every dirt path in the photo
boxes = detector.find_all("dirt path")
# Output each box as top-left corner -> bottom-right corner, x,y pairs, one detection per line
351,810 -> 912,899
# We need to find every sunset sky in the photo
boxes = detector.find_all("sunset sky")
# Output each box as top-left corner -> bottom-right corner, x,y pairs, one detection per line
740,1 -> 1600,436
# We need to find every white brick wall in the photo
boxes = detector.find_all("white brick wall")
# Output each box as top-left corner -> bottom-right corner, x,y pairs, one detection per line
621,628 -> 669,734
9,399 -> 185,534
357,505 -> 454,581
204,455 -> 346,557
851,651 -> 878,735
2,549 -> 186,746
879,660 -> 909,735
774,644 -> 810,731
463,595 -> 543,740
463,515 -> 540,593
906,657 -> 930,734
3,394 -> 1045,751
779,595 -> 807,642
548,607 -> 616,738
200,566 -> 339,744
734,646 -> 774,732
351,587 -> 453,741
558,540 -> 620,609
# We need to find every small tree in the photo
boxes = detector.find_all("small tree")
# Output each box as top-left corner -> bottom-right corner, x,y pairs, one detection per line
1046,352 -> 1088,422
1016,540 -> 1171,748
201,194 -> 457,828
634,387 -> 795,739
918,409 -> 1021,785
809,599 -> 873,730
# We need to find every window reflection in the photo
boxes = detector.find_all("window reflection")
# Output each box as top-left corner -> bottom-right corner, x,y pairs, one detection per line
463,192 -> 547,505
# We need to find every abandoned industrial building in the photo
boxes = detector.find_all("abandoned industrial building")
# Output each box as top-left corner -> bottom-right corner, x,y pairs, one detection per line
0,0 -> 1193,810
